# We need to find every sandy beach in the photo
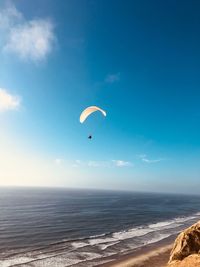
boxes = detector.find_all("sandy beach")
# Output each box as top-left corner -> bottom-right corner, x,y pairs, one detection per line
100,245 -> 171,267
97,236 -> 174,267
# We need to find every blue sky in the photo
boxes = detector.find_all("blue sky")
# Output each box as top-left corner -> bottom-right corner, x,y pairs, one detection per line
1,0 -> 200,194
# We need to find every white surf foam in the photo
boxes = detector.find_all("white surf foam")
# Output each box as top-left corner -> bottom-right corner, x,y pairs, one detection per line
89,237 -> 117,246
149,221 -> 175,229
112,227 -> 153,240
97,241 -> 120,250
144,233 -> 171,246
149,215 -> 198,230
71,241 -> 88,248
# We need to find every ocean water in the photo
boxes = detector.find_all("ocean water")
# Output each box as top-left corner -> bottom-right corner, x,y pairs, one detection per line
0,187 -> 200,267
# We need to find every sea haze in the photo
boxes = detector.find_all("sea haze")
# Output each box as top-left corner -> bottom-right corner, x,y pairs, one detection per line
0,187 -> 200,266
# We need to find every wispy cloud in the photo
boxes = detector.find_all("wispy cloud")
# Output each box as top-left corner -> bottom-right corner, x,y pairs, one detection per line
112,160 -> 132,167
72,159 -> 132,168
5,20 -> 55,62
139,154 -> 164,164
0,88 -> 21,112
0,4 -> 22,29
0,3 -> 56,62
72,160 -> 108,168
105,73 -> 120,83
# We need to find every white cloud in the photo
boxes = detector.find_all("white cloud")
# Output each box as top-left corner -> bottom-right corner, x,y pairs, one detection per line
73,160 -> 107,168
105,73 -> 120,83
0,88 -> 21,112
0,3 -> 56,62
5,19 -> 55,61
72,159 -> 132,168
142,158 -> 162,163
139,154 -> 163,164
112,160 -> 132,167
0,4 -> 22,30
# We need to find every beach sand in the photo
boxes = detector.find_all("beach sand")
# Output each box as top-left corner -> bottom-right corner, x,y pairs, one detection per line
97,236 -> 174,267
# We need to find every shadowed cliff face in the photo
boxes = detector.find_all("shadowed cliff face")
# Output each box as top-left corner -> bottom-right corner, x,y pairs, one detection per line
168,221 -> 200,267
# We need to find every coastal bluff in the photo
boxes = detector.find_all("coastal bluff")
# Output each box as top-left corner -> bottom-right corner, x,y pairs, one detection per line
167,221 -> 200,267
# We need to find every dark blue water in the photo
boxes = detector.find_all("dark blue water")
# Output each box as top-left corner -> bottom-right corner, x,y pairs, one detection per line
0,187 -> 200,266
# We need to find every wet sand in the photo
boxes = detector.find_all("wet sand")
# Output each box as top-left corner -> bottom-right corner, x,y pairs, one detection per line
97,235 -> 175,267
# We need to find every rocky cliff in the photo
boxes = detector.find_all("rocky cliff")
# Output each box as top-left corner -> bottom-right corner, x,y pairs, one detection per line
168,221 -> 200,267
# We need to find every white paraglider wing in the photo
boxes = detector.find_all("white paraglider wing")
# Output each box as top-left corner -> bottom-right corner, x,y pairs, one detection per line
80,106 -> 106,123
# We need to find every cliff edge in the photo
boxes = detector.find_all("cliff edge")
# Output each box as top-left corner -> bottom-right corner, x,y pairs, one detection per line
168,221 -> 200,267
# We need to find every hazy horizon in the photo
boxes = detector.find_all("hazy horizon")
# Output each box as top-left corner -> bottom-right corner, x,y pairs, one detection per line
0,184 -> 199,197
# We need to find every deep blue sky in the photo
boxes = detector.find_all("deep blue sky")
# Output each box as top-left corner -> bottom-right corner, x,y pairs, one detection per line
0,0 -> 200,193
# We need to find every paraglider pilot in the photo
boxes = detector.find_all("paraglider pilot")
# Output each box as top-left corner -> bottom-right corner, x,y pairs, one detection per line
80,106 -> 106,140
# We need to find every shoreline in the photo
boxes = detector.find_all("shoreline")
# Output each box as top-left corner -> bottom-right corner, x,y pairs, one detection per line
97,235 -> 175,267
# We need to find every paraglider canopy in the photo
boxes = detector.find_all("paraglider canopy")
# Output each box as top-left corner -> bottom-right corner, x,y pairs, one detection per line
79,106 -> 106,123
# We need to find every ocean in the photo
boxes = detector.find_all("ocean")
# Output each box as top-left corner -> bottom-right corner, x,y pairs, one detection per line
0,187 -> 200,267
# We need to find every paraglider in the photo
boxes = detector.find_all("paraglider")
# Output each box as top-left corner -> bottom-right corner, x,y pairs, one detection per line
80,106 -> 106,139
80,106 -> 106,123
